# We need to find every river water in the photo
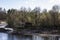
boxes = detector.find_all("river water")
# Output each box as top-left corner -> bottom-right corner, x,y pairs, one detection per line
0,33 -> 8,40
0,32 -> 60,40
0,32 -> 32,40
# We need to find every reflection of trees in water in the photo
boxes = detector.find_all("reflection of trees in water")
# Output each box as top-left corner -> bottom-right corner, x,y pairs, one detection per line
8,34 -> 32,40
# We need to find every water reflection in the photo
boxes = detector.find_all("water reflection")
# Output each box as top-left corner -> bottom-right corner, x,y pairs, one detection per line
0,32 -> 60,40
0,33 -> 8,40
0,32 -> 32,40
9,35 -> 32,40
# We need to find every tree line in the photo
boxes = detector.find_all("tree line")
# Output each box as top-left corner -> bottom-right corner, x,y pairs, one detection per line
0,5 -> 60,31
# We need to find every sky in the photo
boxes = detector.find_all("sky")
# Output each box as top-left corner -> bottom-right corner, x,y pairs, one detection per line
0,0 -> 60,10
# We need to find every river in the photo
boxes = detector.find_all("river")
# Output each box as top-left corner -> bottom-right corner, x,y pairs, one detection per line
0,32 -> 60,40
0,32 -> 32,40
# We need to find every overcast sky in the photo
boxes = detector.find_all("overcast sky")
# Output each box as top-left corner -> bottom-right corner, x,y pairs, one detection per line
0,0 -> 60,10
